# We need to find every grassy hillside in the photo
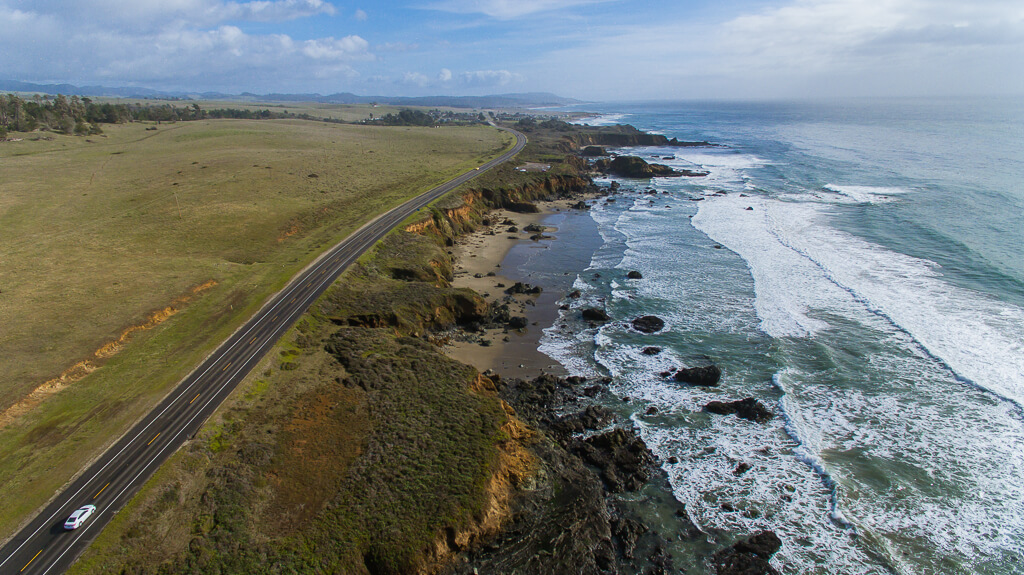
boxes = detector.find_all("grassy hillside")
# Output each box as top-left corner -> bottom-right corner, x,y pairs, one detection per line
0,118 -> 510,539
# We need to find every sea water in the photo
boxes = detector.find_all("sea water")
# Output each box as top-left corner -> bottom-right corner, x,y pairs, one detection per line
510,98 -> 1024,574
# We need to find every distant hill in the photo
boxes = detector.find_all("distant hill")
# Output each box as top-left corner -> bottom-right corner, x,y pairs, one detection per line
0,80 -> 580,109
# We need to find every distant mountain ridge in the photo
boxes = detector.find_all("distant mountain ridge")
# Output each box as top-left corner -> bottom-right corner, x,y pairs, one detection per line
0,80 -> 580,109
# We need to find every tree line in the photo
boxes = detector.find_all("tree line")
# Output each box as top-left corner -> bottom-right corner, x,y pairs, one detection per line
0,93 -> 279,138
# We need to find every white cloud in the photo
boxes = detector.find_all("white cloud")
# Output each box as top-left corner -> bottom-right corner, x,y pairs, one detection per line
7,0 -> 336,30
354,8 -> 367,20
301,35 -> 371,60
425,0 -> 613,20
460,69 -> 521,86
402,71 -> 431,86
438,68 -> 453,81
531,0 -> 1024,98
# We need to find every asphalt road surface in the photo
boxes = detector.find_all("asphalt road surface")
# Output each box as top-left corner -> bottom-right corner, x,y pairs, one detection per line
0,126 -> 526,575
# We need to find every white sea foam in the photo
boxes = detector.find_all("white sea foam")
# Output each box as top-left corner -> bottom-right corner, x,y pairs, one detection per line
823,184 -> 911,204
693,193 -> 1024,404
572,113 -> 629,126
537,175 -> 1024,574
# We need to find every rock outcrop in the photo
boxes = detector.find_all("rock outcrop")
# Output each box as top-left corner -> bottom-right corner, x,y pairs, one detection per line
704,398 -> 772,423
674,365 -> 722,386
711,530 -> 783,575
632,315 -> 665,333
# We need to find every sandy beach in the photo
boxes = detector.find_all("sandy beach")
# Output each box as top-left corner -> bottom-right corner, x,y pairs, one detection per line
445,198 -> 593,379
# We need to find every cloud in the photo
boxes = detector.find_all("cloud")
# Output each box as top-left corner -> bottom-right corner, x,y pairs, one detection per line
0,0 -> 372,91
354,8 -> 367,20
459,69 -> 521,86
6,0 -> 336,30
530,0 -> 1024,98
402,71 -> 430,86
301,35 -> 371,60
424,0 -> 613,20
438,68 -> 453,81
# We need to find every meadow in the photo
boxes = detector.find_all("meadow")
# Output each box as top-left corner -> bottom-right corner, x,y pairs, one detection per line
0,116 -> 510,539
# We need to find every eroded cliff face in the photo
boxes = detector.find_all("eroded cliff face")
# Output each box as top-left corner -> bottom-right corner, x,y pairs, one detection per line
404,174 -> 591,239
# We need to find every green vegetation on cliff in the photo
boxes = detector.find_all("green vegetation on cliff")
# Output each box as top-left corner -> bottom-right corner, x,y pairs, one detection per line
70,118 -> 599,575
0,118 -> 508,541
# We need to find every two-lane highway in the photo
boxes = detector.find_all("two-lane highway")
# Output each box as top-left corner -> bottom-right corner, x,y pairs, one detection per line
0,126 -> 526,575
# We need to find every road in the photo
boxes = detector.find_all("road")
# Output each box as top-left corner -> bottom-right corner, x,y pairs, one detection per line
0,126 -> 526,575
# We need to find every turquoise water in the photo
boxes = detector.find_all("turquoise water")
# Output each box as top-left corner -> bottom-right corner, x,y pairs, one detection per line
520,99 -> 1024,574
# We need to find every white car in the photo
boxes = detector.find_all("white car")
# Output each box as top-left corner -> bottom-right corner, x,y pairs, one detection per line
64,505 -> 97,530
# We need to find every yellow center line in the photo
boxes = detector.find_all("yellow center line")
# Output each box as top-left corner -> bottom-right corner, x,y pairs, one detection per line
94,482 -> 110,499
21,549 -> 42,572
306,282 -> 312,287
147,433 -> 160,446
222,362 -> 232,371
190,393 -> 200,404
272,315 -> 279,322
249,336 -> 258,344
320,269 -> 325,274
291,297 -> 297,302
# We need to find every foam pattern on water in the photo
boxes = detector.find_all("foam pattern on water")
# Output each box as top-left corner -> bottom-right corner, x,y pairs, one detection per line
538,175 -> 1024,574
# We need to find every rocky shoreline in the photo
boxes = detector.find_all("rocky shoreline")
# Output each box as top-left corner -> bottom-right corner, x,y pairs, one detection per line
437,129 -> 783,574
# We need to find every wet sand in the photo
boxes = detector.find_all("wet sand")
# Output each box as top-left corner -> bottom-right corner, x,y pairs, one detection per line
445,199 -> 591,379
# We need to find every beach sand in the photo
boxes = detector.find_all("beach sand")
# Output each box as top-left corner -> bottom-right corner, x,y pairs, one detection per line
445,199 -> 590,379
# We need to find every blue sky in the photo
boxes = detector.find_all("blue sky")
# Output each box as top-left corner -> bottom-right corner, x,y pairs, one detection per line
1,0 -> 1022,99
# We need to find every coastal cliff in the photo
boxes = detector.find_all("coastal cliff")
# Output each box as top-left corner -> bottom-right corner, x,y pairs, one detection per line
565,123 -> 711,148
69,122 -> 741,575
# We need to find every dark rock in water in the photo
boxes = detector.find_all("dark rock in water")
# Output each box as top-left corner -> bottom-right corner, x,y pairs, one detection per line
582,145 -> 609,156
609,181 -> 620,190
734,462 -> 752,476
506,282 -> 542,295
632,315 -> 665,333
745,207 -> 754,211
573,427 -> 656,493
559,304 -> 570,310
582,308 -> 611,322
714,244 -> 724,249
553,405 -> 616,436
667,456 -> 679,464
570,200 -> 590,210
645,406 -> 658,415
675,365 -> 722,386
567,289 -> 582,299
612,515 -> 648,560
523,223 -> 545,233
642,346 -> 662,356
583,384 -> 607,397
679,168 -> 710,177
605,155 -> 684,178
530,233 -> 553,241
658,371 -> 673,378
711,531 -> 783,575
704,397 -> 771,423
507,225 -> 519,232
507,316 -> 529,329
626,270 -> 643,279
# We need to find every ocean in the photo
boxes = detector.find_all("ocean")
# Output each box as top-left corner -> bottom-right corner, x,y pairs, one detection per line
504,98 -> 1024,574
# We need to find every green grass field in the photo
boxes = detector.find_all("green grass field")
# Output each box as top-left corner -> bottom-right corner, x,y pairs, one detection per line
0,117 -> 511,540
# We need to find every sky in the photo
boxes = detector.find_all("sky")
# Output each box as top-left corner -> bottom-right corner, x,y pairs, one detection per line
1,0 -> 1022,100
